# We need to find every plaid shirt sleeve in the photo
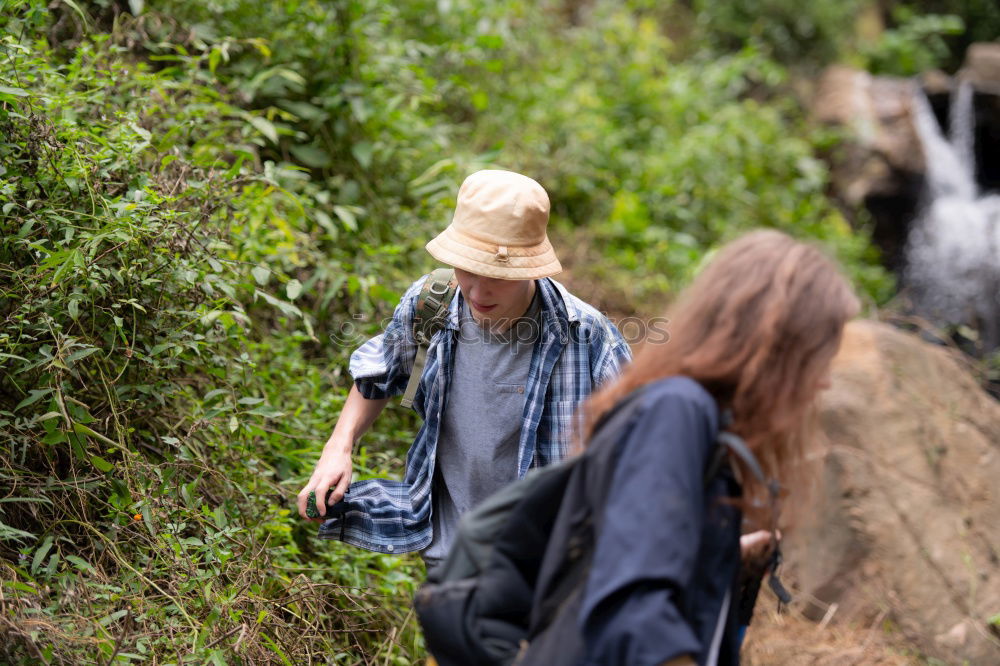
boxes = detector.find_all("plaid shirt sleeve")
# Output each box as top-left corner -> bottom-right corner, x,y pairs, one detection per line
349,276 -> 427,400
591,319 -> 632,387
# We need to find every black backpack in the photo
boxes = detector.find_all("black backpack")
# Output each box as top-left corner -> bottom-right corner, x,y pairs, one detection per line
413,387 -> 785,666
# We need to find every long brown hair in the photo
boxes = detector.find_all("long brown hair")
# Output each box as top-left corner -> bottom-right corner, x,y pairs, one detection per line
582,230 -> 860,525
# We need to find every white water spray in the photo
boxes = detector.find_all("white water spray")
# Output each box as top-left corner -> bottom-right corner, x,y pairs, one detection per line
904,81 -> 1000,349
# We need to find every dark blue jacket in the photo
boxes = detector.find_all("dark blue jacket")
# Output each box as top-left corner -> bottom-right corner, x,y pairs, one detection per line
578,376 -> 743,665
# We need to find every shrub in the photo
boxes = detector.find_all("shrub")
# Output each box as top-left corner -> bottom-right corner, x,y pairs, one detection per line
0,10 -> 426,664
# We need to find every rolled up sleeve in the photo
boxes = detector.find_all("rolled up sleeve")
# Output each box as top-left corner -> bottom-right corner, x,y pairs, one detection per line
591,320 -> 632,388
349,276 -> 425,400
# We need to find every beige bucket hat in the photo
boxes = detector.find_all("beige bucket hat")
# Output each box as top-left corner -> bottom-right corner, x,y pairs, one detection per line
426,170 -> 562,280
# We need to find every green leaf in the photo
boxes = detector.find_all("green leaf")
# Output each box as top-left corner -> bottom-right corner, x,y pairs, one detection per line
333,205 -> 358,231
129,122 -> 151,142
351,141 -> 374,169
66,555 -> 96,574
370,284 -> 399,304
204,389 -> 228,401
90,455 -> 114,473
475,34 -> 504,49
286,279 -> 302,300
289,144 -> 332,168
280,100 -> 326,122
228,415 -> 239,433
16,217 -> 35,238
261,633 -> 293,666
248,116 -> 278,143
14,389 -> 53,412
31,536 -> 54,574
471,90 -> 489,111
73,423 -> 118,448
0,85 -> 28,97
3,580 -> 38,594
66,347 -> 101,364
59,0 -> 90,26
303,314 -> 317,341
245,406 -> 284,418
0,521 -> 36,545
254,289 -> 302,318
141,504 -> 154,536
251,265 -> 270,286
99,609 -> 129,627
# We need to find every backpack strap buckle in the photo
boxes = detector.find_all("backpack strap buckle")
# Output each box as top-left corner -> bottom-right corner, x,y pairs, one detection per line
401,268 -> 457,408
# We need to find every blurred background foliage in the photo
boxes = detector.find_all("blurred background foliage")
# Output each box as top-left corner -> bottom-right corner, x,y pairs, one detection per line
0,0 -> 994,662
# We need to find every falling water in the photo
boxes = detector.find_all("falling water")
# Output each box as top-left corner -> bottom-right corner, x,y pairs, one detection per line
904,81 -> 1000,350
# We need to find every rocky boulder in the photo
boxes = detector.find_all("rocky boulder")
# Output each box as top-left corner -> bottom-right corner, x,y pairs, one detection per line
965,42 -> 1000,93
812,67 -> 924,271
784,320 -> 1000,664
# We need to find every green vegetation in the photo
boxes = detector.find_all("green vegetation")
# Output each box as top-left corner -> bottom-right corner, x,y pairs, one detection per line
859,8 -> 965,76
0,0 -> 982,662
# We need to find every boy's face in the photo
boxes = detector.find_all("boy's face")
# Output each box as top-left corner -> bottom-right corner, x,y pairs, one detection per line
453,268 -> 536,330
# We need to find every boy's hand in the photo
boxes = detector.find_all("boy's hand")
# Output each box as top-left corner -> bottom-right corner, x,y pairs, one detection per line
297,447 -> 352,521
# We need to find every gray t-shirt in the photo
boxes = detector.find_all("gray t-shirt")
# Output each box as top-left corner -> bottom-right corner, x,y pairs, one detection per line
423,292 -> 542,567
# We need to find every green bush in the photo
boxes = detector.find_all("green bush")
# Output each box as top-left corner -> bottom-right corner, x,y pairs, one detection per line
467,6 -> 893,309
690,0 -> 865,67
860,8 -> 965,76
0,8 -> 427,664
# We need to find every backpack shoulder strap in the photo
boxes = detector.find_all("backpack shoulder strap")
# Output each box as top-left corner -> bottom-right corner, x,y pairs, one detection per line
708,421 -> 792,608
712,432 -> 767,485
401,268 -> 457,408
704,408 -> 767,486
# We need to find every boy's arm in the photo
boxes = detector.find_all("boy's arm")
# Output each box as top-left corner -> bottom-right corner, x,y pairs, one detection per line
296,275 -> 428,520
296,385 -> 390,520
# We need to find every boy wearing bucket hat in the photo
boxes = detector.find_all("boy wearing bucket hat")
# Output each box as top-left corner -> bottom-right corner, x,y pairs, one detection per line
297,170 -> 631,569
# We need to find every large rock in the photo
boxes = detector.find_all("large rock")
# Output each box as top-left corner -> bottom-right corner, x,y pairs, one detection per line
964,42 -> 1000,93
812,67 -> 924,271
813,66 -> 924,204
785,320 -> 1000,664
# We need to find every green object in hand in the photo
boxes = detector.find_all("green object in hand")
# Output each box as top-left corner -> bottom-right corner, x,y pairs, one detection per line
306,489 -> 346,518
306,491 -> 321,519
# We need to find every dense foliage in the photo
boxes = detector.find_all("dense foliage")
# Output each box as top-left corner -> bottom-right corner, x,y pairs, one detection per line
0,0 -> 981,662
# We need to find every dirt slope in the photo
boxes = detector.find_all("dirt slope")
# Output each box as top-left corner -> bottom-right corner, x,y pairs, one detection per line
746,320 -> 1000,664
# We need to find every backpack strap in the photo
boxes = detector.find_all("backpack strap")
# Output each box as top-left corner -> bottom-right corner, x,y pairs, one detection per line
703,409 -> 768,488
401,268 -> 457,408
708,418 -> 792,610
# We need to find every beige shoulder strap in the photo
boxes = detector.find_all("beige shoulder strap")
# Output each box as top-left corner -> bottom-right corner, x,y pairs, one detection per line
401,268 -> 457,408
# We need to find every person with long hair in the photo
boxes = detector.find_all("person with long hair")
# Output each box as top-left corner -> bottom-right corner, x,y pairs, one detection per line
573,230 -> 860,665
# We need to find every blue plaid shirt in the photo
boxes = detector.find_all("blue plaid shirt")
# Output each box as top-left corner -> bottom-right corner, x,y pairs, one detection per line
318,275 -> 631,553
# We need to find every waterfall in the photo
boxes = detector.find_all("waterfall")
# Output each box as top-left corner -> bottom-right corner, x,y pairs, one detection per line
904,81 -> 1000,350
